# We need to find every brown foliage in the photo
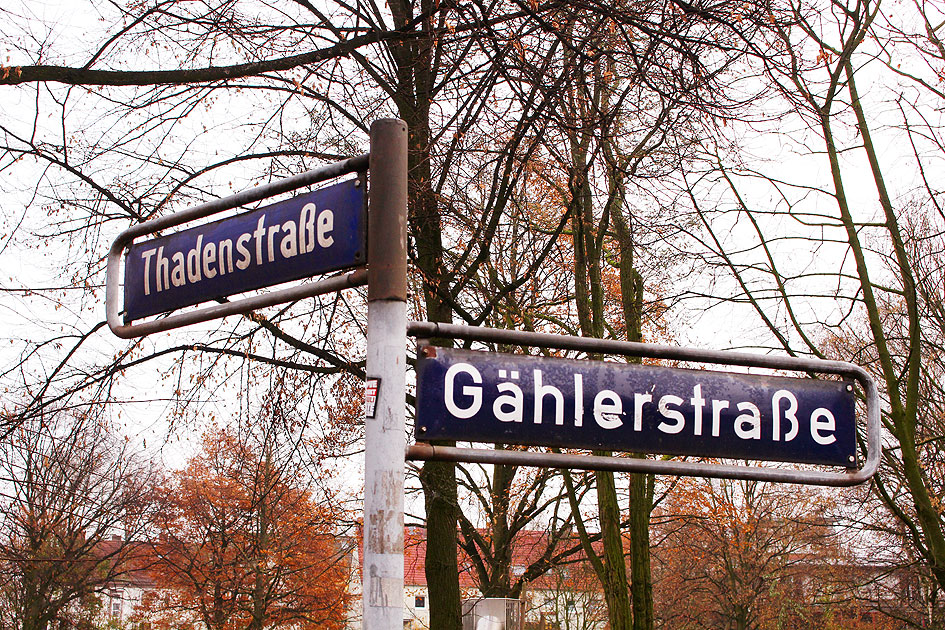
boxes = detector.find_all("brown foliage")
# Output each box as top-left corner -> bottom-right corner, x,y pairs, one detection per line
137,427 -> 350,630
652,477 -> 905,630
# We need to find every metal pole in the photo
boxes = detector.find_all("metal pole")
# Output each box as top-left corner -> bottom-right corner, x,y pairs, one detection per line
363,119 -> 407,630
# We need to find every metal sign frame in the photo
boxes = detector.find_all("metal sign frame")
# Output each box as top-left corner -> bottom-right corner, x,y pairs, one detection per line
405,321 -> 880,487
105,153 -> 369,338
121,178 -> 366,322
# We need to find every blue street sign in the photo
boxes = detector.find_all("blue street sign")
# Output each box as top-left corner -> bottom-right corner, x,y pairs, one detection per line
416,347 -> 857,467
122,178 -> 365,322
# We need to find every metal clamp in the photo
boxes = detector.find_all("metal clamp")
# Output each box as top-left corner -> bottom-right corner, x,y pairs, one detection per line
405,322 -> 880,486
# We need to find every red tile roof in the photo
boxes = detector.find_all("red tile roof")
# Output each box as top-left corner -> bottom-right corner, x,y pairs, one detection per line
404,527 -> 597,591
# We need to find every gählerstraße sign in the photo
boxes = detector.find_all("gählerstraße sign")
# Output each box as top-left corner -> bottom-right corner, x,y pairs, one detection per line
122,178 -> 365,322
416,347 -> 857,467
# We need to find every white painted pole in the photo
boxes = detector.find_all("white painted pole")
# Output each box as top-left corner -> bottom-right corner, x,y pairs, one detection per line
363,119 -> 408,630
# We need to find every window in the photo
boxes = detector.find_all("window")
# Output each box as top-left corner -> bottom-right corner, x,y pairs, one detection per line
414,596 -> 426,609
111,598 -> 122,618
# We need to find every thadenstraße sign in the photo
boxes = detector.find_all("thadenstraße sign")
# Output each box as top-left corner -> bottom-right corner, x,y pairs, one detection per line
416,347 -> 856,467
122,178 -> 365,322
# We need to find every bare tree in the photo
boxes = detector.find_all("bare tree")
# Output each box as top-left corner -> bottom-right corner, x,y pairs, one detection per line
0,407 -> 154,630
663,0 -> 945,604
654,478 -> 854,630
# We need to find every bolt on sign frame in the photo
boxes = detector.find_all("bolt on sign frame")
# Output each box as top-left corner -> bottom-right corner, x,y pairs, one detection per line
406,321 -> 880,487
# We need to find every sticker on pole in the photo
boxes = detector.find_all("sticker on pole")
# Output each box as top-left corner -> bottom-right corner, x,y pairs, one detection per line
122,178 -> 365,322
365,378 -> 380,419
415,347 -> 857,467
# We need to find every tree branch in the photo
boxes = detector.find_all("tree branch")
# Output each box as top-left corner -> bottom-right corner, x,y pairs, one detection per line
0,30 -> 412,87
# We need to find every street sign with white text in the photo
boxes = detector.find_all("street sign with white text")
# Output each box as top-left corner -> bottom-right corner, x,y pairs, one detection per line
415,347 -> 857,467
122,178 -> 365,322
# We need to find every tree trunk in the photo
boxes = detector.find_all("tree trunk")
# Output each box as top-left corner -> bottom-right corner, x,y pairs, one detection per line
388,0 -> 462,625
614,204 -> 654,630
843,63 -> 945,592
410,108 -> 459,621
482,462 -> 514,598
249,455 -> 272,630
568,102 -> 633,628
595,466 -> 633,630
419,459 -> 462,630
628,470 -> 653,630
21,573 -> 49,630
